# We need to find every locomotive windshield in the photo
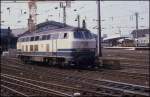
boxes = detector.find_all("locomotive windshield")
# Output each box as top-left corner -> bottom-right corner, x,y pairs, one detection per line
84,31 -> 92,39
74,31 -> 84,39
74,30 -> 93,39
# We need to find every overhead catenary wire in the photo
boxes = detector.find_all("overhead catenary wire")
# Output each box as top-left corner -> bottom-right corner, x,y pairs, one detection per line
1,1 -> 148,32
1,2 -> 148,20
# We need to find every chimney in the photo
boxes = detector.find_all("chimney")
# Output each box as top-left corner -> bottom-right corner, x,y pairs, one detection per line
28,15 -> 35,32
8,27 -> 10,30
77,15 -> 80,28
82,19 -> 86,29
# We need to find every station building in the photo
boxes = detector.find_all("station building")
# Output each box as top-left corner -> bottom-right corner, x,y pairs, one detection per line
131,29 -> 149,47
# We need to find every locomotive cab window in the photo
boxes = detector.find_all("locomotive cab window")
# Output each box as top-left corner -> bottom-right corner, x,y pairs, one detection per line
74,31 -> 84,39
83,31 -> 92,39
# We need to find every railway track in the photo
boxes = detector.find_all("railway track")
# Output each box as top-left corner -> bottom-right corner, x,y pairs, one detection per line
1,73 -> 122,97
2,57 -> 149,78
1,58 -> 149,97
2,57 -> 149,77
2,57 -> 149,81
1,85 -> 29,97
1,76 -> 70,97
1,65 -> 123,97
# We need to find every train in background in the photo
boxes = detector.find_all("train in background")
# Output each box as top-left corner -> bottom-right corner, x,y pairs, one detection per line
17,26 -> 96,68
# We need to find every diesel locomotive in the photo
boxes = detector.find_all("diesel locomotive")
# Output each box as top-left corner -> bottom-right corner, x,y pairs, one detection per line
17,26 -> 96,67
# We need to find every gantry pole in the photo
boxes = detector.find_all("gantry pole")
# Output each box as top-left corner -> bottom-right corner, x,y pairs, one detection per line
97,0 -> 102,57
135,12 -> 139,47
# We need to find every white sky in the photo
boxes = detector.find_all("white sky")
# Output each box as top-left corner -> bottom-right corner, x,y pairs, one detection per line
1,1 -> 149,36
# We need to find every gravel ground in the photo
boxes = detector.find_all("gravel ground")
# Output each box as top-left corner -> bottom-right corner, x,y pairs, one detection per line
1,49 -> 149,96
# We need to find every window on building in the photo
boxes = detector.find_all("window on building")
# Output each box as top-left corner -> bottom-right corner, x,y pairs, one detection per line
42,35 -> 47,40
30,37 -> 34,41
35,36 -> 40,41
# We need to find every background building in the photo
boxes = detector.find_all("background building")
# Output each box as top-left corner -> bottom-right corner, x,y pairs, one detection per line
20,20 -> 72,37
0,27 -> 17,51
131,29 -> 149,47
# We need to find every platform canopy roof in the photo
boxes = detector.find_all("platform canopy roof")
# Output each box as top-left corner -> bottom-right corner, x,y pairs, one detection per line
103,35 -> 128,41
